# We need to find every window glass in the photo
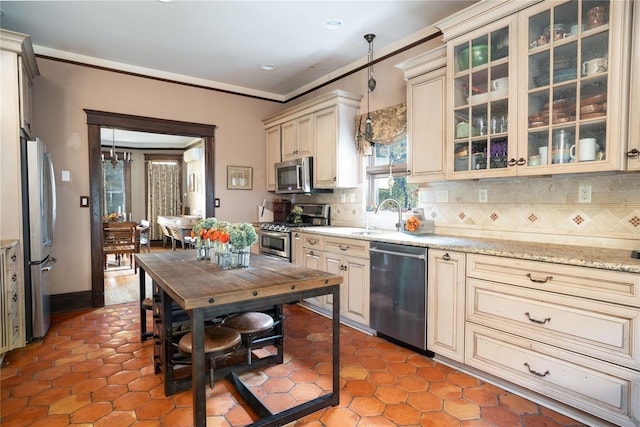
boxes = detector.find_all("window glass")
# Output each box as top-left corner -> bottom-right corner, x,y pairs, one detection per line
367,136 -> 418,210
103,160 -> 125,216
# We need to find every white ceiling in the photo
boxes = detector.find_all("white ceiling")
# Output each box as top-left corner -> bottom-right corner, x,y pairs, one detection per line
0,0 -> 477,103
99,128 -> 200,149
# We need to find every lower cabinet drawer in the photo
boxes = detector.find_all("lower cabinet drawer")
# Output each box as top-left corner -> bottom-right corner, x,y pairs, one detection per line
465,323 -> 639,427
467,278 -> 640,371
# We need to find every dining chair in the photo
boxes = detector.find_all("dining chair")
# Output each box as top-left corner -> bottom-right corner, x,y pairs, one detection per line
138,219 -> 151,252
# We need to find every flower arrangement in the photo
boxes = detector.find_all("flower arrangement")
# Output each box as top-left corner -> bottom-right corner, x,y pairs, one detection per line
191,217 -> 257,267
228,222 -> 258,248
291,205 -> 303,224
405,216 -> 420,232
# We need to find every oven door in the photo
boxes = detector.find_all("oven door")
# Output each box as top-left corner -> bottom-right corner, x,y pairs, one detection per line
259,230 -> 290,261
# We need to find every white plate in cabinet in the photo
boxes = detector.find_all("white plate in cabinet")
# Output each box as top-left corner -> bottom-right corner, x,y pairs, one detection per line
466,323 -> 640,427
467,278 -> 640,371
466,254 -> 640,308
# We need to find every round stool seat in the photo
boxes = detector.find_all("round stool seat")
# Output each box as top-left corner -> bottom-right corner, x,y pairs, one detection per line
141,298 -> 153,311
221,312 -> 274,334
178,326 -> 241,354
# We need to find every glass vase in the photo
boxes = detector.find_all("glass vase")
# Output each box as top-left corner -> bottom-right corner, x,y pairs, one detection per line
215,243 -> 231,269
196,239 -> 211,260
230,246 -> 250,269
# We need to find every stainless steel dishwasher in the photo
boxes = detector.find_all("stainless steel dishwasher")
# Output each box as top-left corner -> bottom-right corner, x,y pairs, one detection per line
369,242 -> 430,353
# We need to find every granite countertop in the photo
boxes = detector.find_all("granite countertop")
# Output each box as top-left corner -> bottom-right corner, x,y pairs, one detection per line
296,226 -> 640,274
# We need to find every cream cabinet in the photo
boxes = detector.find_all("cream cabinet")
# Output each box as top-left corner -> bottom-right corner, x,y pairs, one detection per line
1,240 -> 25,361
298,233 -> 370,327
427,250 -> 465,362
313,102 -> 360,190
263,90 -> 361,192
281,114 -> 313,161
438,0 -> 633,179
322,236 -> 370,325
265,125 -> 281,191
627,1 -> 640,171
396,47 -> 447,183
465,253 -> 640,426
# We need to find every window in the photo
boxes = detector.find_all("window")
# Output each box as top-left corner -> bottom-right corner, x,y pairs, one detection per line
102,156 -> 131,217
366,136 -> 418,210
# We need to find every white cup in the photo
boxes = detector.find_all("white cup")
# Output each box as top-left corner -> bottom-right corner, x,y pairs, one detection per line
571,138 -> 597,161
582,57 -> 607,76
491,77 -> 509,91
538,146 -> 548,165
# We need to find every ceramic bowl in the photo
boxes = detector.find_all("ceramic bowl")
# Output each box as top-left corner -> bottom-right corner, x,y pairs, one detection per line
458,45 -> 488,70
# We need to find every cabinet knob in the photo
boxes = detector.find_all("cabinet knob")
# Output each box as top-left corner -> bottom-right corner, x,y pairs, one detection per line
11,254 -> 16,262
627,148 -> 640,158
442,253 -> 451,261
339,245 -> 349,251
516,157 -> 526,166
309,250 -> 315,256
507,158 -> 518,166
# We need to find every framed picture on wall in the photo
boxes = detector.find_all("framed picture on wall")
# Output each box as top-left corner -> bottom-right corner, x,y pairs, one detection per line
227,166 -> 252,190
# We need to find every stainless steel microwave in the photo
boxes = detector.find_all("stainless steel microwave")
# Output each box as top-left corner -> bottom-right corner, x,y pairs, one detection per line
275,157 -> 312,194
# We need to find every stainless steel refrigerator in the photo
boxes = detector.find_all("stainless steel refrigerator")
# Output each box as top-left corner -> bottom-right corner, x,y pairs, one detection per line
21,137 -> 57,340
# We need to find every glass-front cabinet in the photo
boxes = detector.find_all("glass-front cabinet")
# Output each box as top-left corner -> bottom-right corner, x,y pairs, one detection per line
445,0 -> 632,179
450,17 -> 516,178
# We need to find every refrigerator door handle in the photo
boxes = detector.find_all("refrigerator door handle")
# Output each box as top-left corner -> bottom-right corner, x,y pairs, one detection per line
41,257 -> 57,271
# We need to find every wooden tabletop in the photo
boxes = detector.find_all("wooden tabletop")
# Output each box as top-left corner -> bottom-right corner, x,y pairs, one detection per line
135,251 -> 342,310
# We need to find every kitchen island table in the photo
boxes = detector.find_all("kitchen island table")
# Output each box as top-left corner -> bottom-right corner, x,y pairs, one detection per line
135,250 -> 342,427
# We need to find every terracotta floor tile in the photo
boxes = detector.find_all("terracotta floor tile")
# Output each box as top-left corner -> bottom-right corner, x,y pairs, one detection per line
0,299 -> 589,427
113,391 -> 151,410
374,385 -> 409,404
135,398 -> 175,419
501,393 -> 542,415
429,381 -> 463,399
464,385 -> 499,406
349,396 -> 385,417
341,379 -> 374,397
70,401 -> 112,423
383,402 -> 421,425
48,393 -> 91,414
406,390 -> 443,412
444,397 -> 481,420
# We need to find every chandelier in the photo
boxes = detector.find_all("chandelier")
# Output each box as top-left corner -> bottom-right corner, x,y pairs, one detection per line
102,128 -> 132,168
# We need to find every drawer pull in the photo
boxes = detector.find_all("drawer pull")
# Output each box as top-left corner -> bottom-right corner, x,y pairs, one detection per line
526,273 -> 553,283
309,239 -> 318,245
525,312 -> 551,324
442,253 -> 451,261
524,362 -> 550,377
339,244 -> 350,251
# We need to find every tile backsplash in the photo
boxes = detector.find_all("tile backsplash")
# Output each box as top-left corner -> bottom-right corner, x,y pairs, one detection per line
299,172 -> 639,250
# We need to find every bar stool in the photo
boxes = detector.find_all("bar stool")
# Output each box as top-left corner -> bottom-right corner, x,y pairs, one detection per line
221,312 -> 275,364
178,326 -> 241,388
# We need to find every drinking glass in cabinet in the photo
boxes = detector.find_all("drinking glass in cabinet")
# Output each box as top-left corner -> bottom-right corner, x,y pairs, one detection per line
552,129 -> 574,164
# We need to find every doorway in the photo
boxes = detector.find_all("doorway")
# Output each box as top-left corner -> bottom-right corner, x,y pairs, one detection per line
86,110 -> 216,307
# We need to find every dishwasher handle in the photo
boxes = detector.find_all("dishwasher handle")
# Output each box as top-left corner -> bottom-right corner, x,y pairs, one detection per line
369,247 -> 425,260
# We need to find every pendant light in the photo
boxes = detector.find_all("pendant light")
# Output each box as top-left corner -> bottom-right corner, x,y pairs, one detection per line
102,128 -> 132,168
364,33 -> 376,142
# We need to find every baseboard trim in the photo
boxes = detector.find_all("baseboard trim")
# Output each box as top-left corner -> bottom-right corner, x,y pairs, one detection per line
51,290 -> 93,313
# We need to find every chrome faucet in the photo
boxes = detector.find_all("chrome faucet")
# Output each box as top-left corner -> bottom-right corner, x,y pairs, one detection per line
375,198 -> 403,232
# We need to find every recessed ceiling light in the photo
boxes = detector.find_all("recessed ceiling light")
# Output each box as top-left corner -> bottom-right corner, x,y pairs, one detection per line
261,64 -> 275,71
324,19 -> 344,30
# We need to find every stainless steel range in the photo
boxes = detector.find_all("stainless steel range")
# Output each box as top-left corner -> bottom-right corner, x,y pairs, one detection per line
259,203 -> 330,261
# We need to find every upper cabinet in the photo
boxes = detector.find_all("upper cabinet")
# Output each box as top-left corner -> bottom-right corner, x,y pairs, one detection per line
438,0 -> 633,179
396,47 -> 447,183
263,90 -> 362,191
281,114 -> 313,161
1,29 -> 39,139
627,1 -> 640,171
265,125 -> 281,191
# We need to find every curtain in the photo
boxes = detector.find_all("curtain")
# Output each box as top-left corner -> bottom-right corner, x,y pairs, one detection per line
355,102 -> 407,155
147,161 -> 181,240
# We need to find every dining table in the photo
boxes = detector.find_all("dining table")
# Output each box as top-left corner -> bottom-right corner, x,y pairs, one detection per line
135,250 -> 343,427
